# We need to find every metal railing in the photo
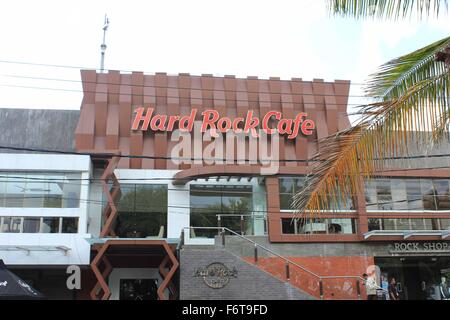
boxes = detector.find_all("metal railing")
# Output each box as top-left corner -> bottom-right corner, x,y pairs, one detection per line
181,226 -> 376,299
216,214 -> 267,236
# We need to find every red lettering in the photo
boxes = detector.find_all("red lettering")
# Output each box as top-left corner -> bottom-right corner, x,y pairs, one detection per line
277,119 -> 293,135
150,115 -> 167,131
288,112 -> 307,139
201,110 -> 220,132
217,117 -> 232,132
131,107 -> 154,131
179,109 -> 197,132
130,107 -> 316,138
232,117 -> 244,133
244,111 -> 259,137
262,111 -> 281,135
166,115 -> 180,131
301,119 -> 315,136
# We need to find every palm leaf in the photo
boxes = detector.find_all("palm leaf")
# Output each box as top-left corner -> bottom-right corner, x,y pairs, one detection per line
365,36 -> 450,99
328,0 -> 448,20
293,73 -> 449,215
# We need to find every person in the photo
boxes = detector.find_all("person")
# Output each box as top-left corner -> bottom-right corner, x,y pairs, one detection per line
363,273 -> 378,300
380,274 -> 389,300
420,281 -> 427,300
439,276 -> 450,300
389,277 -> 400,300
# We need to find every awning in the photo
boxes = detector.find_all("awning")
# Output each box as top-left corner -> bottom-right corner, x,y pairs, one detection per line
0,260 -> 46,300
0,245 -> 71,255
364,230 -> 450,240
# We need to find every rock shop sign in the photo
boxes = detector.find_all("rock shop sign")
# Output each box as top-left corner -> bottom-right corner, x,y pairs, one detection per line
194,262 -> 238,289
389,242 -> 450,255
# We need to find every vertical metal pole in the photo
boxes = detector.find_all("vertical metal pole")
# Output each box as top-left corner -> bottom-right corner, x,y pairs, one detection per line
319,279 -> 324,299
285,262 -> 290,281
254,244 -> 258,264
221,228 -> 226,246
240,215 -> 244,235
356,279 -> 361,299
217,215 -> 221,235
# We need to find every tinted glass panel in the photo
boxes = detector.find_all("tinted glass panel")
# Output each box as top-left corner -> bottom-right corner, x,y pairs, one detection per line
41,217 -> 60,233
116,184 -> 168,238
23,217 -> 40,233
0,172 -> 81,208
190,185 -> 253,237
281,219 -> 296,234
61,217 -> 78,233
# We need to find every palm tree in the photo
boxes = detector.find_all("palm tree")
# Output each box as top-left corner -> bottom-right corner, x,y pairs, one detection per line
293,0 -> 450,216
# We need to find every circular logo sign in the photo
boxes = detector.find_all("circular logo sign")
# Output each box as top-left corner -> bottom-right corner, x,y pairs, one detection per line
194,262 -> 238,289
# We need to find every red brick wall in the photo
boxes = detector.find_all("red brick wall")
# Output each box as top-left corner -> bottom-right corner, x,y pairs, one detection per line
247,256 -> 374,300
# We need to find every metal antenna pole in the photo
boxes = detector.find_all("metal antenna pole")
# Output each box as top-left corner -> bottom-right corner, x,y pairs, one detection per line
100,14 -> 109,73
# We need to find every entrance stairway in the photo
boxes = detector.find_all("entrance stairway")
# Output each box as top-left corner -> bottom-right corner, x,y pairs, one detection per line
180,246 -> 315,300
181,227 -> 364,300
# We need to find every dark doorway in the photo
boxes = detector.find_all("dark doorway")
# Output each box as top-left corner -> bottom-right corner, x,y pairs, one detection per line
119,279 -> 158,300
375,257 -> 450,300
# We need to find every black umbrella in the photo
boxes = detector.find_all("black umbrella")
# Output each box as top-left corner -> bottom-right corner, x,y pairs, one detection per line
0,259 -> 46,300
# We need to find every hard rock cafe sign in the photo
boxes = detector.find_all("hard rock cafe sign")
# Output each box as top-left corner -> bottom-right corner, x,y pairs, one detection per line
194,262 -> 238,289
131,107 -> 316,139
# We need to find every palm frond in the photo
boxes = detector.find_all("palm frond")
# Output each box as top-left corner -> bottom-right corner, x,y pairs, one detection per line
365,36 -> 450,99
328,0 -> 448,20
293,73 -> 449,215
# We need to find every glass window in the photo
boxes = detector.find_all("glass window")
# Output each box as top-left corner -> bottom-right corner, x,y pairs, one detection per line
405,179 -> 424,210
280,177 -> 353,211
61,217 -> 78,233
281,218 -> 357,234
280,194 -> 294,210
365,178 -> 450,211
279,177 -> 301,210
434,180 -> 450,210
190,185 -> 253,236
279,178 -> 295,194
0,172 -> 82,208
396,218 -> 411,230
379,218 -> 443,231
365,181 -> 378,210
298,218 -> 327,234
281,219 -> 296,234
0,216 -> 78,233
410,218 -> 426,230
115,184 -> 168,238
382,218 -> 396,230
421,179 -> 437,210
391,179 -> 408,210
440,218 -> 450,230
376,179 -> 393,210
0,217 -> 22,233
23,217 -> 41,233
328,218 -> 356,234
368,218 -> 381,231
41,217 -> 60,233
4,174 -> 27,207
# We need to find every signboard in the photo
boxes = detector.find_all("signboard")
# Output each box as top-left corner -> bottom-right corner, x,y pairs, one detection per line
131,107 -> 315,139
194,262 -> 238,289
389,242 -> 450,255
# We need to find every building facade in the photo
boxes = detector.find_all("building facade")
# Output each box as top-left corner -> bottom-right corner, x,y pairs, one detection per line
0,70 -> 449,300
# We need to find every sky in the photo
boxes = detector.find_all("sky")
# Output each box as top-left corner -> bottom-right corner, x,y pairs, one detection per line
0,0 -> 449,114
